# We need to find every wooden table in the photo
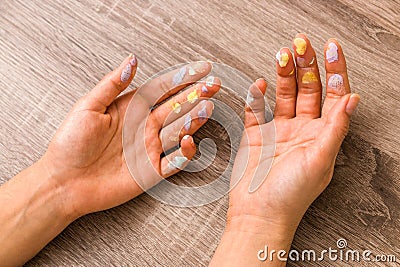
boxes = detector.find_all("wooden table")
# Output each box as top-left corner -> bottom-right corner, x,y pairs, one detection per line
1,0 -> 399,266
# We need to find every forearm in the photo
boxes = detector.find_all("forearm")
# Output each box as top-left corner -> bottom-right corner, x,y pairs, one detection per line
210,215 -> 298,267
0,159 -> 75,267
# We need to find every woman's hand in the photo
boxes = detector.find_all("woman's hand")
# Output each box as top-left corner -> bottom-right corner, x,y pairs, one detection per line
42,56 -> 220,218
211,34 -> 360,266
0,55 -> 220,266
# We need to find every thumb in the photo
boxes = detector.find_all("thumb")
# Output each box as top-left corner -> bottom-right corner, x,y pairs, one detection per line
86,54 -> 137,112
318,93 -> 360,157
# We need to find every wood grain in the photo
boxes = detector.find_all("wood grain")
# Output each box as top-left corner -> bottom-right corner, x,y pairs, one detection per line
0,0 -> 399,266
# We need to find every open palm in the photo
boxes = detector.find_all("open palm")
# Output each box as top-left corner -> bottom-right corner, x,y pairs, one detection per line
42,57 -> 220,217
228,35 -> 360,229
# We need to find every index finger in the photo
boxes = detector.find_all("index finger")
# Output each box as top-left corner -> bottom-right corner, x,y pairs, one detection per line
139,61 -> 212,106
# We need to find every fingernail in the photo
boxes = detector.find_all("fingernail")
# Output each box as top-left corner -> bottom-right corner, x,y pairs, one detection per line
182,135 -> 195,146
206,76 -> 215,87
275,50 -> 289,67
198,105 -> 208,122
246,91 -> 254,105
172,66 -> 187,86
129,54 -> 137,66
188,61 -> 208,76
201,85 -> 209,94
326,42 -> 338,63
120,63 -> 132,83
184,113 -> 192,131
294,37 -> 307,55
346,94 -> 360,116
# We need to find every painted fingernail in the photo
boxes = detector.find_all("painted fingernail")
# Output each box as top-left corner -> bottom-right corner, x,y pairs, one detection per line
167,156 -> 188,170
198,105 -> 208,122
183,135 -> 190,140
201,85 -> 209,94
206,76 -> 215,87
120,63 -> 132,82
246,91 -> 254,105
184,113 -> 192,131
276,50 -> 289,67
172,66 -> 187,86
169,100 -> 182,114
294,37 -> 307,55
326,42 -> 339,63
302,72 -> 318,84
188,61 -> 208,76
328,74 -> 345,94
187,89 -> 200,103
346,94 -> 360,116
129,54 -> 137,66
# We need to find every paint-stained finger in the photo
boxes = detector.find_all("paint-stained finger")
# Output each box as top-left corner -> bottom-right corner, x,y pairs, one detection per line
160,135 -> 196,178
293,34 -> 322,118
139,61 -> 212,106
151,78 -> 220,128
322,39 -> 351,117
274,48 -> 297,119
159,100 -> 214,151
87,54 -> 137,112
244,78 -> 267,128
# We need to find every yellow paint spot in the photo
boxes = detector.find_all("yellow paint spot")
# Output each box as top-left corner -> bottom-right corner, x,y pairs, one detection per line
169,101 -> 181,113
289,68 -> 295,75
302,72 -> 318,84
277,52 -> 289,67
294,38 -> 307,55
187,90 -> 199,103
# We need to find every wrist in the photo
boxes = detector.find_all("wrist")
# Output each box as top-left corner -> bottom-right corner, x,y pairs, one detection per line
0,159 -> 79,266
31,158 -> 81,223
211,214 -> 298,266
226,203 -> 301,236
225,214 -> 297,249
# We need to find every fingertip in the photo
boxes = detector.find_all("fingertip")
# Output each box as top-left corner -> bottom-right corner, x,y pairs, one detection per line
87,53 -> 138,111
276,47 -> 295,74
324,38 -> 347,69
255,78 -> 267,95
205,75 -> 221,87
293,34 -> 317,69
186,61 -> 212,81
293,33 -> 309,56
194,99 -> 212,125
180,135 -> 196,159
244,79 -> 267,127
200,76 -> 221,98
119,53 -> 138,83
346,93 -> 360,116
